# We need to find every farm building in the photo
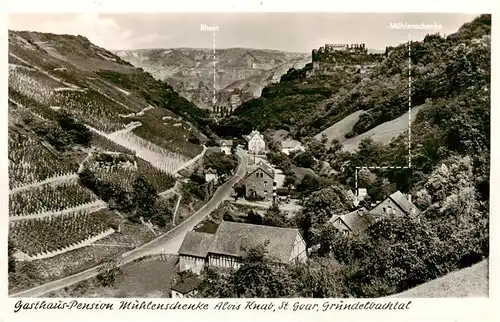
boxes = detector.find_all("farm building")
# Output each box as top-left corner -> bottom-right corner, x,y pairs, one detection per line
178,232 -> 215,274
170,276 -> 202,298
369,190 -> 420,219
240,161 -> 275,201
178,222 -> 307,274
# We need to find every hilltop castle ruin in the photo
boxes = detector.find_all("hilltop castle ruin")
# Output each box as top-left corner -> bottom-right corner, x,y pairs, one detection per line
308,43 -> 384,76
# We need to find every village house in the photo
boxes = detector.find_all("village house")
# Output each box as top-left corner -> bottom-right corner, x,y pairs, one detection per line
204,167 -> 218,184
368,190 -> 421,219
244,130 -> 266,155
219,139 -> 233,155
178,231 -> 215,274
170,276 -> 202,298
281,138 -> 305,155
178,222 -> 307,274
240,161 -> 275,201
328,207 -> 375,237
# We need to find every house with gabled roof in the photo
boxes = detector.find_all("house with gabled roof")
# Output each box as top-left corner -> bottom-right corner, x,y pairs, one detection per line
204,167 -> 218,184
178,222 -> 307,274
328,207 -> 375,237
244,130 -> 266,155
368,190 -> 421,219
178,231 -> 215,274
171,276 -> 202,298
240,161 -> 275,201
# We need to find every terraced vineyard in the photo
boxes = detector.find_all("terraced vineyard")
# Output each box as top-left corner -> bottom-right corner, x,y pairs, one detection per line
8,132 -> 78,189
9,64 -> 64,105
91,131 -> 134,154
108,130 -> 189,174
9,180 -> 99,217
49,89 -> 132,133
85,152 -> 176,192
9,210 -> 114,257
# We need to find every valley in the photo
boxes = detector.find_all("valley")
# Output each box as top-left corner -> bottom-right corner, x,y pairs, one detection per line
7,13 -> 491,300
115,48 -> 310,110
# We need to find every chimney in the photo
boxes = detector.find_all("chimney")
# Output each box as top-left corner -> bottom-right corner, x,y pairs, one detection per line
407,194 -> 412,203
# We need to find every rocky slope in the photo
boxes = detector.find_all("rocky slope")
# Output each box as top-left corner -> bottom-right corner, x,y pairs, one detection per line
115,48 -> 311,109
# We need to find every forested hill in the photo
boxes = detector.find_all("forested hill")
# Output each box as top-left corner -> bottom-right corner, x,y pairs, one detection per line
195,15 -> 490,299
216,14 -> 490,143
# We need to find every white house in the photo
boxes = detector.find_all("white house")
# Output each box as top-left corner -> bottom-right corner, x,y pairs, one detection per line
219,139 -> 233,155
178,222 -> 307,274
204,167 -> 218,184
244,130 -> 266,155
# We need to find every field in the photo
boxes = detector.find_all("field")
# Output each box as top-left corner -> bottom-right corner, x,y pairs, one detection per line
46,255 -> 179,298
9,179 -> 98,217
8,130 -> 79,189
9,210 -> 114,257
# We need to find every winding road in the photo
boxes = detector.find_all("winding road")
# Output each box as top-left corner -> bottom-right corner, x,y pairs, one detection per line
11,148 -> 249,298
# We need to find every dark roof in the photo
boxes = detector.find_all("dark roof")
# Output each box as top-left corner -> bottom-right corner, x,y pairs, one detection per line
219,139 -> 233,146
368,191 -> 421,218
389,191 -> 421,216
244,161 -> 275,180
178,168 -> 193,178
204,167 -> 217,174
178,232 -> 215,258
206,147 -> 222,156
244,130 -> 263,142
171,276 -> 202,294
207,221 -> 301,263
333,208 -> 374,235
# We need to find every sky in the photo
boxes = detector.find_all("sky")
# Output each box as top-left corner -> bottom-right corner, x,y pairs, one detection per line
8,13 -> 480,52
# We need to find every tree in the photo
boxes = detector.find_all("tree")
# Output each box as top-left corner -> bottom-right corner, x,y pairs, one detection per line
293,151 -> 316,169
291,258 -> 348,298
97,257 -> 123,287
132,176 -> 158,220
8,239 -> 16,274
296,174 -> 320,194
295,185 -> 353,246
262,204 -> 290,228
228,242 -> 296,297
284,173 -> 297,188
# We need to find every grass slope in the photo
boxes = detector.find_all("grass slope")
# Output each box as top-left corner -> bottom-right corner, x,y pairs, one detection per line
314,110 -> 365,145
392,260 -> 488,298
342,104 -> 425,152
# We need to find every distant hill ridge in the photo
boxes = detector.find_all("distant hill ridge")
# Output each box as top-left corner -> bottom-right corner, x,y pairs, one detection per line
115,47 -> 311,110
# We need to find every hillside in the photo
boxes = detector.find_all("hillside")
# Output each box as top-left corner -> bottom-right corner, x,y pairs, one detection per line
313,110 -> 365,145
7,30 -> 209,293
115,48 -> 310,110
392,260 -> 488,297
341,104 -> 426,152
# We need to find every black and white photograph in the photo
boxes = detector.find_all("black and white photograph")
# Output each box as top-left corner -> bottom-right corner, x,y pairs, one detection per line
6,9 -> 491,301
